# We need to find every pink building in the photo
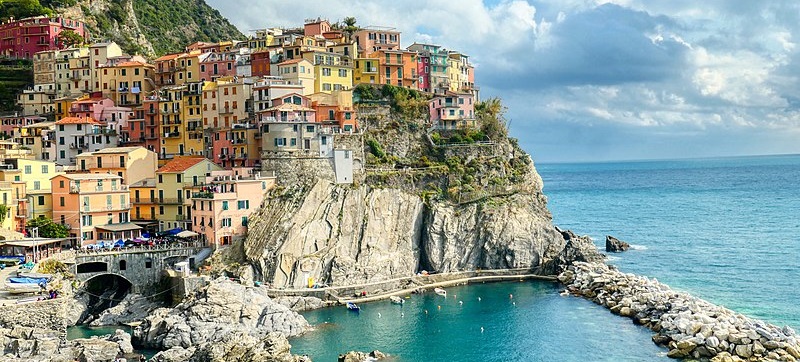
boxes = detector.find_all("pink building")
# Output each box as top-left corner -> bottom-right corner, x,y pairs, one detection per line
0,16 -> 88,59
353,27 -> 401,56
417,54 -> 430,93
69,98 -> 132,135
260,97 -> 317,123
199,51 -> 237,81
429,91 -> 476,130
190,167 -> 275,247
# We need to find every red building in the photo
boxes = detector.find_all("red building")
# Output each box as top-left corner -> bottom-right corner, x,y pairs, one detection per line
0,16 -> 88,59
251,50 -> 271,77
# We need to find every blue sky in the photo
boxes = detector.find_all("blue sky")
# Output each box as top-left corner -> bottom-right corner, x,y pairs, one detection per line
208,0 -> 800,163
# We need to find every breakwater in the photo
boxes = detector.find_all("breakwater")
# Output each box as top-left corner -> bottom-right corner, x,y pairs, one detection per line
559,262 -> 800,361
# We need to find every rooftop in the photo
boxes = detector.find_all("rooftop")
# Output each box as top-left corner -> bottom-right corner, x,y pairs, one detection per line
55,173 -> 122,181
79,146 -> 145,155
55,117 -> 102,125
157,157 -> 207,173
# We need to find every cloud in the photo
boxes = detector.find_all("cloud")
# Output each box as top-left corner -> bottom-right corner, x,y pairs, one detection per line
207,0 -> 800,162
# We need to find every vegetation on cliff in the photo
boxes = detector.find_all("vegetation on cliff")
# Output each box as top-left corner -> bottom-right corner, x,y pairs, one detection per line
0,0 -> 243,56
355,84 -> 534,204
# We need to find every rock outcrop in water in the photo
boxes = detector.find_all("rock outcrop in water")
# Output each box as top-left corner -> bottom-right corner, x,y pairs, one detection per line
560,262 -> 800,361
605,235 -> 630,252
0,326 -> 135,361
141,278 -> 309,361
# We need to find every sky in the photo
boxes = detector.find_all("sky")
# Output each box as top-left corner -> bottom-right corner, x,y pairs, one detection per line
207,0 -> 800,163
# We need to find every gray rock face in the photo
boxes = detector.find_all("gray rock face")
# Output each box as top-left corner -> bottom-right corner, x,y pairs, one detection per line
0,326 -> 132,361
140,278 -> 309,351
338,350 -> 387,362
274,296 -> 325,312
244,177 -> 581,288
90,293 -> 163,326
605,235 -> 630,252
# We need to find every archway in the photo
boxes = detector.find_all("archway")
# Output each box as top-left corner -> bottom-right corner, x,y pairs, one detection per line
79,273 -> 133,324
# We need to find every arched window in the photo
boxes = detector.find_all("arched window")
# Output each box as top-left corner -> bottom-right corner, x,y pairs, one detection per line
119,260 -> 127,271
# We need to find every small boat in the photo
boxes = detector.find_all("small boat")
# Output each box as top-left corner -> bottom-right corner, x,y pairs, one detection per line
346,302 -> 360,311
4,282 -> 44,294
434,288 -> 447,297
390,296 -> 404,304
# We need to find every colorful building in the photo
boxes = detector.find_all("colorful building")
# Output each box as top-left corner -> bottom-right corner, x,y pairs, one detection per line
429,92 -> 476,130
129,177 -> 158,233
155,157 -> 222,231
274,59 -> 315,95
0,16 -> 88,59
14,121 -> 56,161
0,159 -> 62,223
51,173 -> 136,246
191,167 -> 274,247
54,117 -> 119,166
407,43 -> 450,94
74,146 -> 157,185
368,49 -> 417,88
353,27 -> 401,56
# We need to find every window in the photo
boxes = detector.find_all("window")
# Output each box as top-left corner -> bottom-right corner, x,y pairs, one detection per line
338,69 -> 347,77
222,201 -> 228,210
306,125 -> 315,133
59,197 -> 64,207
459,97 -> 464,105
242,216 -> 248,226
176,174 -> 182,183
158,175 -> 163,183
24,165 -> 31,174
322,68 -> 331,76
290,138 -> 297,146
159,206 -> 164,215
59,180 -> 64,188
38,196 -> 44,205
145,258 -> 152,268
41,165 -> 48,174
237,200 -> 249,209
222,218 -> 232,227
119,260 -> 127,271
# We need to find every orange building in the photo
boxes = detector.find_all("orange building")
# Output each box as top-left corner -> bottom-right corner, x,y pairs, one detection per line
51,173 -> 137,247
369,49 -> 418,88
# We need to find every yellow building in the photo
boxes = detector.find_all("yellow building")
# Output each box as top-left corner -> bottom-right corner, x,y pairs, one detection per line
0,181 -> 19,232
155,157 -> 222,231
67,47 -> 92,95
98,61 -> 156,108
353,58 -> 380,85
176,52 -> 202,85
0,159 -> 62,223
89,42 -> 124,92
302,51 -> 353,94
14,121 -> 55,161
130,177 -> 158,232
74,146 -> 157,185
159,83 -> 208,159
274,59 -> 315,96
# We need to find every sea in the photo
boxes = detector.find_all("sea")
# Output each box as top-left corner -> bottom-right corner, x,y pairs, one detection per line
290,154 -> 800,361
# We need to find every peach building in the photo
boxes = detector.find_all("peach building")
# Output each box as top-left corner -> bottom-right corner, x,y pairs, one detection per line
51,173 -> 137,247
190,167 -> 275,247
74,146 -> 158,185
429,91 -> 476,130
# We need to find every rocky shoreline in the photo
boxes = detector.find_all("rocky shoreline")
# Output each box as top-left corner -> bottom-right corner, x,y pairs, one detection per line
559,262 -> 800,362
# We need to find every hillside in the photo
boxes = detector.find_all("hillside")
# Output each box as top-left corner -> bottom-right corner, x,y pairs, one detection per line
1,0 -> 244,57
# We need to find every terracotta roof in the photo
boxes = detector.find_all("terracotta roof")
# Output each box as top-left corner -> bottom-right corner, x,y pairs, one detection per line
267,103 -> 315,112
277,58 -> 305,66
157,157 -> 207,173
55,117 -> 102,125
116,61 -> 151,67
155,53 -> 184,62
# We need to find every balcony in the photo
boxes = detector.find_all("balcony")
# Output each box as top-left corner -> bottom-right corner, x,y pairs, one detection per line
146,108 -> 158,115
69,143 -> 87,150
132,198 -> 158,204
90,128 -> 117,136
362,67 -> 378,74
144,134 -> 158,140
231,138 -> 246,144
158,198 -> 185,205
133,214 -> 158,221
220,106 -> 234,114
233,153 -> 248,159
164,132 -> 181,138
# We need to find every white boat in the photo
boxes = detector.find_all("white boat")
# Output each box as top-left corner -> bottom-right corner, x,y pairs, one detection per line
390,296 -> 404,304
434,288 -> 447,297
4,282 -> 43,294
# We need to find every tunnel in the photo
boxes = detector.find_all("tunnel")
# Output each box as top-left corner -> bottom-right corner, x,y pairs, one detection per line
79,274 -> 133,324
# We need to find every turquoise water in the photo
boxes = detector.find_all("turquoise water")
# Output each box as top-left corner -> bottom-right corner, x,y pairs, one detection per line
292,154 -> 800,361
538,154 -> 800,329
291,282 -> 668,361
67,325 -> 158,359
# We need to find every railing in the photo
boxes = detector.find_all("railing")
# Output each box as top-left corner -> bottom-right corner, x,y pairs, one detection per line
132,198 -> 158,204
74,241 -> 207,256
158,198 -> 185,205
164,132 -> 181,138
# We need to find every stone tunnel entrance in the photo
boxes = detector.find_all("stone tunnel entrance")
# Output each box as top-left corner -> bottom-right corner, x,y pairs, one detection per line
79,274 -> 133,324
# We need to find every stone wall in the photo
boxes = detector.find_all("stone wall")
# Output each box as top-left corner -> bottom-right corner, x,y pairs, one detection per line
0,299 -> 76,331
73,247 -> 201,293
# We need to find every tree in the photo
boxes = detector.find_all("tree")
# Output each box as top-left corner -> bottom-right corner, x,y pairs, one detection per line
342,16 -> 359,41
27,217 -> 69,238
476,97 -> 509,140
56,29 -> 84,48
0,0 -> 52,22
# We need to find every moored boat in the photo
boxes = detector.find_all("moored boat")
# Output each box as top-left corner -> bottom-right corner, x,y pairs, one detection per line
434,288 -> 447,297
4,282 -> 44,294
346,302 -> 360,311
390,296 -> 404,304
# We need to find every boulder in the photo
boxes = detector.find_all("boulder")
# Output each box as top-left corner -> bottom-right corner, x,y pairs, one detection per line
605,235 -> 630,252
339,350 -> 387,362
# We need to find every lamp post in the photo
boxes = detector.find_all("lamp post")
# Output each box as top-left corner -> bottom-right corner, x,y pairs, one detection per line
31,227 -> 38,263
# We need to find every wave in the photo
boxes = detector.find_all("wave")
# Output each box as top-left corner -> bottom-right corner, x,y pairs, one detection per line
628,244 -> 648,251
605,255 -> 621,262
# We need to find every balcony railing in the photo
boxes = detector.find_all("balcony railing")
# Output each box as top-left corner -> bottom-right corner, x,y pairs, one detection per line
158,198 -> 186,205
164,132 -> 181,138
132,198 -> 159,204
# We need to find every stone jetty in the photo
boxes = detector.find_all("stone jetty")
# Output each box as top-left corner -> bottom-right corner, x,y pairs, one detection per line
559,262 -> 800,362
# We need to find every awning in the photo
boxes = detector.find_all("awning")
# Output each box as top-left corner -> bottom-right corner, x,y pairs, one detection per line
2,238 -> 65,247
0,228 -> 25,241
96,223 -> 143,232
175,230 -> 199,238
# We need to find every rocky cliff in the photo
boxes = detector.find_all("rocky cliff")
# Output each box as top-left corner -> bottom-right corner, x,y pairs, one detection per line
57,0 -> 243,56
243,95 -> 601,289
